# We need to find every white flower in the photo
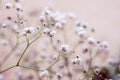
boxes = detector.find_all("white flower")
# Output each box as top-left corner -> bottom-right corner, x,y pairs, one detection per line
2,23 -> 7,28
12,24 -> 19,30
5,2 -> 13,9
56,73 -> 63,79
94,68 -> 100,75
40,70 -> 49,77
49,30 -> 56,37
39,15 -> 46,23
59,44 -> 70,54
87,37 -> 96,45
67,13 -> 76,20
77,30 -> 86,39
98,41 -> 109,53
23,27 -> 35,34
0,74 -> 4,80
0,39 -> 9,45
88,78 -> 93,80
54,22 -> 62,29
16,3 -> 22,11
17,12 -> 24,19
71,56 -> 82,65
100,41 -> 109,49
43,28 -> 51,34
40,51 -> 46,58
76,27 -> 85,32
52,55 -> 57,60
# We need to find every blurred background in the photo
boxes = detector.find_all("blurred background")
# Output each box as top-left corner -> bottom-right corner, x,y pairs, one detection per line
0,0 -> 120,79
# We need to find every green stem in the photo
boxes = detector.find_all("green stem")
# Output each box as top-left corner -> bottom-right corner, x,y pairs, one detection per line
0,65 -> 16,73
17,44 -> 29,66
47,53 -> 60,70
19,65 -> 43,71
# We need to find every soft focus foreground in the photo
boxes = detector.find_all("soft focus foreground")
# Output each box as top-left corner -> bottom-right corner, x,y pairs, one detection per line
0,0 -> 120,80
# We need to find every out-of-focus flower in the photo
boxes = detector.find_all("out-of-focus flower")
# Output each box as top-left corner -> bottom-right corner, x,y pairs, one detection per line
39,15 -> 46,23
0,39 -> 9,46
43,28 -> 51,34
71,56 -> 83,66
88,78 -> 93,80
5,2 -> 13,9
77,30 -> 86,39
23,27 -> 35,35
15,3 -> 22,11
87,37 -> 96,46
100,41 -> 109,49
59,44 -> 70,55
0,74 -> 4,80
49,30 -> 56,37
98,41 -> 109,53
56,73 -> 63,80
67,13 -> 76,20
54,22 -> 62,29
39,70 -> 49,77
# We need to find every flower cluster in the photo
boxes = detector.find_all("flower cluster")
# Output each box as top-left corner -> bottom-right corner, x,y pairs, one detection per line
0,0 -> 119,80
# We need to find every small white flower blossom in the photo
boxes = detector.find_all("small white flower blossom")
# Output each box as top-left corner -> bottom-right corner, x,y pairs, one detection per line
59,44 -> 70,54
100,41 -> 109,49
17,12 -> 24,19
56,73 -> 63,79
12,24 -> 19,30
98,41 -> 109,53
49,30 -> 56,37
16,3 -> 22,11
87,37 -> 96,45
94,68 -> 100,75
40,51 -> 46,58
0,39 -> 9,45
67,13 -> 76,20
43,28 -> 51,34
52,55 -> 57,60
77,30 -> 86,39
5,2 -> 13,9
88,78 -> 93,80
40,70 -> 49,77
71,56 -> 83,66
75,27 -> 85,32
39,15 -> 46,23
54,22 -> 62,29
0,74 -> 4,80
2,23 -> 7,28
23,27 -> 35,34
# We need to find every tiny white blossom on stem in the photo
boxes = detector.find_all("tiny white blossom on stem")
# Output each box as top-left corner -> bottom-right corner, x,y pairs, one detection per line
87,37 -> 96,45
49,30 -> 56,37
23,27 -> 35,34
39,70 -> 49,77
5,2 -> 13,9
59,44 -> 70,55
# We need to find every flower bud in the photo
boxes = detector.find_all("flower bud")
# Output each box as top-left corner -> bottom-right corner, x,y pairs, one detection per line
5,3 -> 13,9
39,70 -> 49,77
87,37 -> 96,45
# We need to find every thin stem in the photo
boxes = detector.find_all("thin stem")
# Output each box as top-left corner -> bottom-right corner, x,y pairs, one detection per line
47,53 -> 60,70
88,49 -> 93,72
0,34 -> 19,69
19,65 -> 44,71
29,33 -> 42,45
50,37 -> 57,51
17,32 -> 43,65
17,43 -> 29,66
0,65 -> 16,73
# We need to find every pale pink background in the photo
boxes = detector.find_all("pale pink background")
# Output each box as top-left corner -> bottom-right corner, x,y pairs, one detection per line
0,0 -> 120,79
